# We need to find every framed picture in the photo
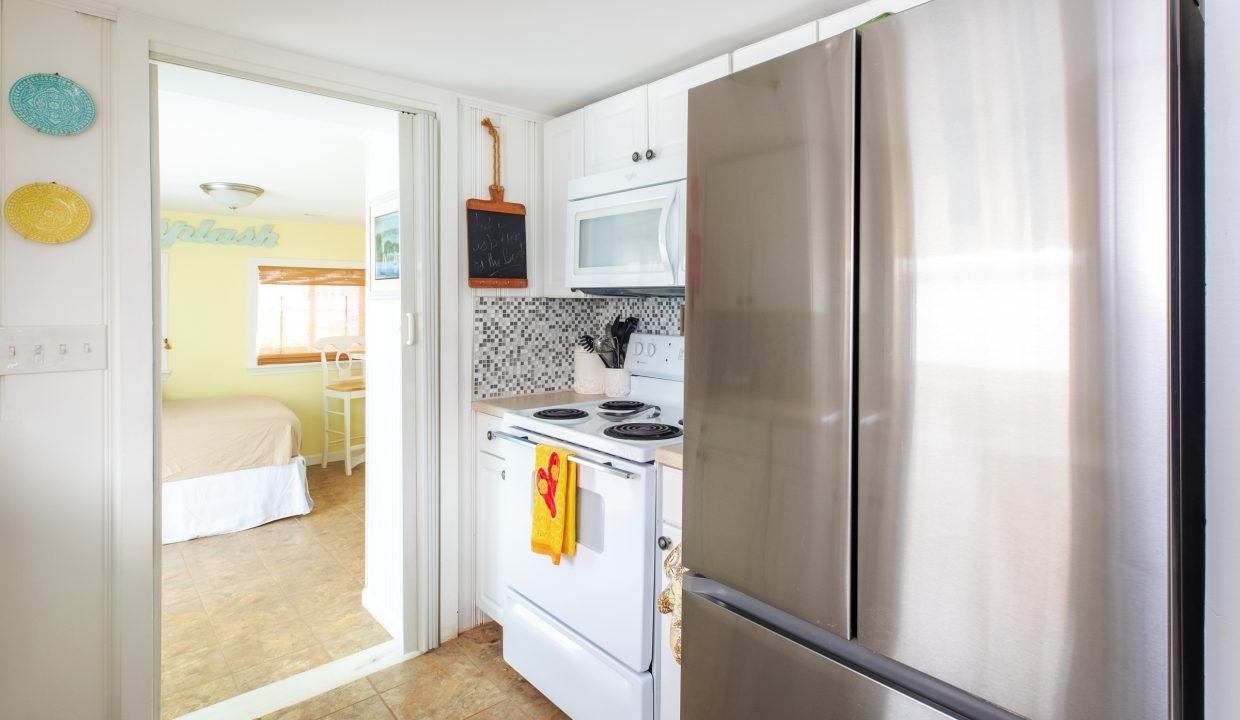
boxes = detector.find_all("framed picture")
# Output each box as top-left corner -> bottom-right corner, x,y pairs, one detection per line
368,192 -> 400,294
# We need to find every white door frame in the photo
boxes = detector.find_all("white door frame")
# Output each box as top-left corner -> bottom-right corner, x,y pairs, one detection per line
112,12 -> 472,717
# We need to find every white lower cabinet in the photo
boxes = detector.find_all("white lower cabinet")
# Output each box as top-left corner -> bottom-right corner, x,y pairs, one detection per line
476,413 -> 510,623
655,521 -> 683,720
656,464 -> 684,719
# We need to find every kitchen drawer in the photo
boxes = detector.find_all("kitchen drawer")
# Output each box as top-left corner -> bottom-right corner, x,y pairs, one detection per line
661,466 -> 683,529
476,412 -> 508,459
506,591 -> 653,720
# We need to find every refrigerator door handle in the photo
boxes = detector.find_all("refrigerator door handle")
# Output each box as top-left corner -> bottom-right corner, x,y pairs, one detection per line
684,576 -> 1023,720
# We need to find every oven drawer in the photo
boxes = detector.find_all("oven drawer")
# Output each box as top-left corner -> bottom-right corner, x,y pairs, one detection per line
505,591 -> 653,720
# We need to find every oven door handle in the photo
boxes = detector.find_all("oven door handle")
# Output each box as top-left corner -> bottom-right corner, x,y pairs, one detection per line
488,430 -> 638,480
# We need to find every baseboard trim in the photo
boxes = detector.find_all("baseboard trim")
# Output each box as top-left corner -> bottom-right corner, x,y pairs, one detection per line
176,639 -> 415,720
304,449 -> 367,466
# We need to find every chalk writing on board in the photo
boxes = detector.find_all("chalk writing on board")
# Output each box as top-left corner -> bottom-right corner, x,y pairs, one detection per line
467,209 -> 527,280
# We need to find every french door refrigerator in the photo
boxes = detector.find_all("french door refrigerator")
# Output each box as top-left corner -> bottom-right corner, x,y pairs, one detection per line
682,0 -> 1204,718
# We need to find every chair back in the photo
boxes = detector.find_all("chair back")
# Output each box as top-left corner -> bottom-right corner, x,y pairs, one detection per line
314,335 -> 365,388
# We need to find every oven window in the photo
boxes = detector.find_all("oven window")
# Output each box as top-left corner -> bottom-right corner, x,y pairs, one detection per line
578,207 -> 663,271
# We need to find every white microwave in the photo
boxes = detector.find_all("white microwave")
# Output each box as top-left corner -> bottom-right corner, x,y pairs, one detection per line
565,161 -> 686,294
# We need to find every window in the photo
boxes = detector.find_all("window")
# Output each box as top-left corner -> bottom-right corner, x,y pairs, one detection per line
255,264 -> 365,365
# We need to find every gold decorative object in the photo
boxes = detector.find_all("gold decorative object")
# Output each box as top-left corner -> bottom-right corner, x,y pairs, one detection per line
657,542 -> 686,664
3,182 -> 91,244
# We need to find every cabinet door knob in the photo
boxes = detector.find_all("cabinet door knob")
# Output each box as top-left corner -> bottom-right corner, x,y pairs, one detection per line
632,151 -> 641,163
658,536 -> 672,550
501,470 -> 506,480
645,149 -> 655,160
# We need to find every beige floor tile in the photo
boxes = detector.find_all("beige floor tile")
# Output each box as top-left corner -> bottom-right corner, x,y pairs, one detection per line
322,695 -> 396,720
162,598 -> 218,660
462,701 -> 530,720
453,624 -> 503,666
303,598 -> 384,644
163,617 -> 221,662
162,462 -> 377,717
279,564 -> 362,605
161,642 -> 232,696
161,675 -> 238,720
234,645 -> 333,693
321,622 -> 394,660
201,586 -> 300,643
259,678 -> 378,720
367,646 -> 469,694
185,553 -> 273,597
218,620 -> 320,673
476,657 -> 561,720
381,667 -> 507,720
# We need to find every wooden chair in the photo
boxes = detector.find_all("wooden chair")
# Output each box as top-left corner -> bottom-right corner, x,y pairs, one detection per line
315,335 -> 366,475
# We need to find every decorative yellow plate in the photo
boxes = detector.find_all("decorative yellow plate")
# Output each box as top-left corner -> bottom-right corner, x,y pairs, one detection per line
3,182 -> 91,244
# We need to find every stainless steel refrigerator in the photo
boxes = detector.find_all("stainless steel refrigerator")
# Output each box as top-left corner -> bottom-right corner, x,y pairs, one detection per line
682,0 -> 1204,718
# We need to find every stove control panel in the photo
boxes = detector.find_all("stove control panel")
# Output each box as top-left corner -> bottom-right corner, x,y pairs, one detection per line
625,333 -> 685,381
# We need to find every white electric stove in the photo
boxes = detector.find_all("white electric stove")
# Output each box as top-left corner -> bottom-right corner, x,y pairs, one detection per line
502,333 -> 686,463
496,333 -> 685,720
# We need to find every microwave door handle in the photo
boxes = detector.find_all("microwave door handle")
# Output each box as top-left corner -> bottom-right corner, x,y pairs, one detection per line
658,191 -> 675,284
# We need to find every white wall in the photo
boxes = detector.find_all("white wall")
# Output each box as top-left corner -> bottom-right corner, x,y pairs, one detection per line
1205,0 -> 1238,716
0,2 -> 114,719
0,0 -> 549,716
454,100 -> 541,630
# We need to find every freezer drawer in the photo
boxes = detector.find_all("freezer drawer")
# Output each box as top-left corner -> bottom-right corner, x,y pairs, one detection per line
856,0 -> 1177,718
684,30 -> 856,638
681,592 -> 947,720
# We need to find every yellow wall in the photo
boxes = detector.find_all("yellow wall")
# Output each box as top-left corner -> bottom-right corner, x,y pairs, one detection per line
161,210 -> 366,460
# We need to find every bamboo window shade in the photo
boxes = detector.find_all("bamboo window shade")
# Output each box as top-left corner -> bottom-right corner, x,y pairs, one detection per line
258,265 -> 366,286
255,265 -> 365,365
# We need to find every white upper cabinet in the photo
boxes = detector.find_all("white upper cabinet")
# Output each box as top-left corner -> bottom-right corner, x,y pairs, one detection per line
731,21 -> 819,72
541,110 -> 584,297
647,55 -> 731,168
583,86 -> 649,175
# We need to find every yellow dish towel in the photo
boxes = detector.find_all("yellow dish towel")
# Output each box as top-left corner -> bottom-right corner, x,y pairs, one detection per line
530,443 -> 577,565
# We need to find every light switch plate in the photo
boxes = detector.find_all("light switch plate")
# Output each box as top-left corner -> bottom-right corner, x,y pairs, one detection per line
0,325 -> 108,375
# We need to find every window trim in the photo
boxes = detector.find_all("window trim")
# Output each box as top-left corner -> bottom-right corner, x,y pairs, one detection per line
247,257 -> 366,371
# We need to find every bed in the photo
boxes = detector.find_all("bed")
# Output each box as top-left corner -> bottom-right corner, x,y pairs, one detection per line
162,395 -> 313,544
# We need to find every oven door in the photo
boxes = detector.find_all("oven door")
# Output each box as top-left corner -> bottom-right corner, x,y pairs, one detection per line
566,180 -> 685,290
499,428 -> 657,672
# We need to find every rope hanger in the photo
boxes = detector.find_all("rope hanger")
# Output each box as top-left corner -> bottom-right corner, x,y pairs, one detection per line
481,117 -> 503,201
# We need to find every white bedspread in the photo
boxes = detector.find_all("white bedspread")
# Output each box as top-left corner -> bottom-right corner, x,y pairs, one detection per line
162,457 -> 312,544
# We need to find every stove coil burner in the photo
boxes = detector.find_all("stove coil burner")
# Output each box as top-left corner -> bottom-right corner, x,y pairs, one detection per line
533,408 -> 590,421
599,400 -> 646,412
604,422 -> 683,441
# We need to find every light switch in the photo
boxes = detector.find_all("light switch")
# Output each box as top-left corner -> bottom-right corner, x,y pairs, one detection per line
0,325 -> 107,375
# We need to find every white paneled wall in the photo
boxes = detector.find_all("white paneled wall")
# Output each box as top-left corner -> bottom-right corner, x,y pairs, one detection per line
458,101 -> 541,297
0,1 -> 113,718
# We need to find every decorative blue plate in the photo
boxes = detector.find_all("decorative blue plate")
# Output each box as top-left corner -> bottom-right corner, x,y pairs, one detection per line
8,73 -> 96,136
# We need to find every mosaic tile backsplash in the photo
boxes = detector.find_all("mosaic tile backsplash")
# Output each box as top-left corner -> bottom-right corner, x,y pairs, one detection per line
473,296 -> 684,399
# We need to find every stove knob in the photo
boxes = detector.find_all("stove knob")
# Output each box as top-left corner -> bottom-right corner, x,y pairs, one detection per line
633,343 -> 644,356
647,342 -> 656,356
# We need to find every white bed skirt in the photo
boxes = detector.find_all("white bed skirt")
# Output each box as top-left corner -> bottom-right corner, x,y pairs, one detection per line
162,456 -> 312,544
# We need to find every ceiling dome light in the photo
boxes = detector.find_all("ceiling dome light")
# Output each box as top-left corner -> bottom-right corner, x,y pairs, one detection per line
199,181 -> 264,211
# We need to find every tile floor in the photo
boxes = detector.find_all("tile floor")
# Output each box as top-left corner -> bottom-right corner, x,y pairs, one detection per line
161,462 -> 391,719
259,622 -> 566,720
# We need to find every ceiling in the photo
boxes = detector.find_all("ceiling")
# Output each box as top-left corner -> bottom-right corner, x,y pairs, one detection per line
115,0 -> 864,116
157,63 -> 395,224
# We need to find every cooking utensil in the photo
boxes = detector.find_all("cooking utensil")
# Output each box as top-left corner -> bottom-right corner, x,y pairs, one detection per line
599,405 -> 661,422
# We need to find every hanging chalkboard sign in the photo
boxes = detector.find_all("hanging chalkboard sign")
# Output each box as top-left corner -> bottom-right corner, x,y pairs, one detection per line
467,204 -> 527,285
467,117 -> 529,289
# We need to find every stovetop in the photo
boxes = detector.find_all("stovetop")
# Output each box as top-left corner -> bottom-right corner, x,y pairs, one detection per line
503,394 -> 685,464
